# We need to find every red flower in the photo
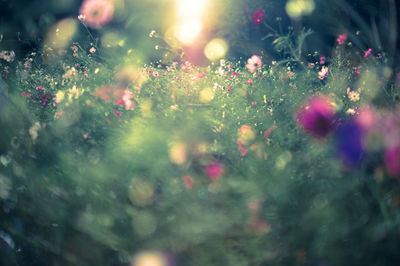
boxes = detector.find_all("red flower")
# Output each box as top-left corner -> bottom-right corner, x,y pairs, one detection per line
252,9 -> 266,25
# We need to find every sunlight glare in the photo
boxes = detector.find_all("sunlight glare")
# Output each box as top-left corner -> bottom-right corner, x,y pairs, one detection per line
174,0 -> 208,44
175,18 -> 203,45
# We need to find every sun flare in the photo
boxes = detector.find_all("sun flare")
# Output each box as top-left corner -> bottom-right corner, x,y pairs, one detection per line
174,0 -> 208,44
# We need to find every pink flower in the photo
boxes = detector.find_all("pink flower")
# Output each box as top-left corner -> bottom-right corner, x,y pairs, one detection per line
79,0 -> 114,29
245,78 -> 253,84
355,69 -> 361,75
318,66 -> 329,80
337,34 -> 347,45
113,109 -> 122,118
89,47 -> 96,53
21,92 -> 31,98
246,55 -> 262,73
205,161 -> 223,181
252,9 -> 266,25
182,176 -> 195,189
264,125 -> 276,138
363,48 -> 373,58
319,56 -> 325,65
296,95 -> 337,139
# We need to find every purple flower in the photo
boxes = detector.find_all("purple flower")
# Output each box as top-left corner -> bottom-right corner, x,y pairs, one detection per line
336,121 -> 366,166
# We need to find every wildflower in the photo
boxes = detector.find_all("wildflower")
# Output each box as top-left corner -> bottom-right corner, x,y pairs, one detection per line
363,48 -> 372,58
385,146 -> 400,178
346,108 -> 356,115
336,120 -> 366,166
296,95 -> 337,139
182,176 -> 195,189
24,61 -> 31,69
78,14 -> 86,21
355,69 -> 360,75
29,122 -> 41,142
0,50 -> 15,62
347,87 -> 361,102
89,47 -> 96,53
319,56 -> 325,65
318,66 -> 329,80
337,34 -> 347,45
121,90 -> 134,110
245,78 -> 253,84
238,125 -> 256,145
21,92 -> 31,98
79,0 -> 114,29
252,9 -> 266,25
246,55 -> 262,73
55,90 -> 65,104
264,124 -> 276,138
205,161 -> 224,181
113,109 -> 122,118
71,45 -> 78,53
149,30 -> 156,38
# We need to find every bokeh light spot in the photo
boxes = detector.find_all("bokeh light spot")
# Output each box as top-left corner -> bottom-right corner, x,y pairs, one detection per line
204,38 -> 228,61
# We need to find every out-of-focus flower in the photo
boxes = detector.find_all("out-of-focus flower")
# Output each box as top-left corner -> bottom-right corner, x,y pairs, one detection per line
238,125 -> 256,145
79,0 -> 114,29
355,69 -> 361,75
296,95 -> 337,139
336,120 -> 366,166
0,50 -> 15,62
182,175 -> 195,189
205,161 -> 224,181
113,109 -> 122,118
363,48 -> 373,58
319,56 -> 325,65
63,67 -> 78,79
318,66 -> 329,80
29,122 -> 41,142
346,108 -> 356,115
245,78 -> 253,84
89,47 -> 96,53
246,55 -> 262,73
20,92 -> 31,98
264,124 -> 276,138
385,146 -> 400,178
337,34 -> 347,45
252,9 -> 266,25
55,90 -> 65,104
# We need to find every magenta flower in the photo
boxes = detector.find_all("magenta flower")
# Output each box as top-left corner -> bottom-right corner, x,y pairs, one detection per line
296,96 -> 337,139
337,34 -> 347,45
252,9 -> 266,25
385,147 -> 400,178
79,0 -> 114,29
363,48 -> 373,58
246,55 -> 262,73
205,161 -> 224,181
